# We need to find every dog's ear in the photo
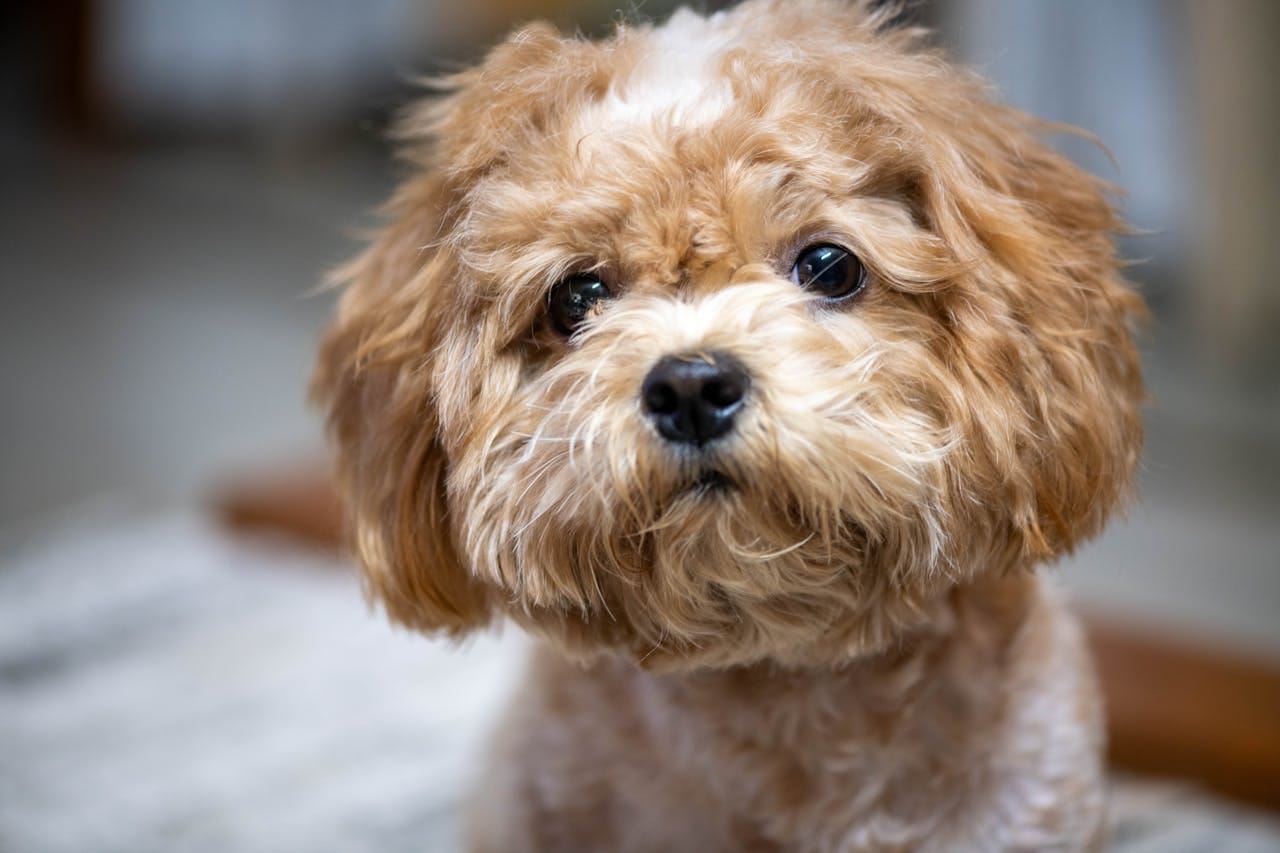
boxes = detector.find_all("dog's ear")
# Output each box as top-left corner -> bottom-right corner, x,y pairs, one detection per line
398,21 -> 606,183
312,24 -> 604,635
312,172 -> 491,636
911,98 -> 1146,559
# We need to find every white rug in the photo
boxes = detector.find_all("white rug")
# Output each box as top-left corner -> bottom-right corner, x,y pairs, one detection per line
1,506 -> 1277,852
0,507 -> 527,853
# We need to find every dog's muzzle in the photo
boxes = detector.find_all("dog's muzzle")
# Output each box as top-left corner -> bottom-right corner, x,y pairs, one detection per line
640,351 -> 749,447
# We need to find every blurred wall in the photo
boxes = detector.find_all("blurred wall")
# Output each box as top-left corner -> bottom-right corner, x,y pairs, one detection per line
938,0 -> 1280,384
90,0 -> 684,142
95,0 -> 430,141
1184,1 -> 1280,380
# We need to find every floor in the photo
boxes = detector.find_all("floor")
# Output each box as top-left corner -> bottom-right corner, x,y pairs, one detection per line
3,139 -> 1278,661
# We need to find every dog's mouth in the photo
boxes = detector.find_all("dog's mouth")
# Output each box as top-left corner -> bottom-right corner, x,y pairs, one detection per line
688,469 -> 734,496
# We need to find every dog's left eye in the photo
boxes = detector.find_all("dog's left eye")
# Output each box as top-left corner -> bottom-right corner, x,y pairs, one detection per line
548,274 -> 612,335
790,244 -> 866,301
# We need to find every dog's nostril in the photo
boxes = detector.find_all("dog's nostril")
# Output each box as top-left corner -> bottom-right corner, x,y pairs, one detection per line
641,352 -> 750,446
643,382 -> 680,416
702,377 -> 744,409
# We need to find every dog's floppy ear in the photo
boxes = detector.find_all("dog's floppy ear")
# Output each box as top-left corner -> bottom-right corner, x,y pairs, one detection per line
312,23 -> 600,635
910,98 -> 1146,558
312,172 -> 491,636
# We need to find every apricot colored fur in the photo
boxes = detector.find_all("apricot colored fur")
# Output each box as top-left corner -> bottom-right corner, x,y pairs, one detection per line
314,2 -> 1144,849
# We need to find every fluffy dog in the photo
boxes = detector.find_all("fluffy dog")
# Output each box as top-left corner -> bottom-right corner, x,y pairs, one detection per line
313,1 -> 1144,849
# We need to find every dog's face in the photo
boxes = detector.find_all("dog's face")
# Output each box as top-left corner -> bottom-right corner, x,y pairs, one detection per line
315,0 -> 1143,670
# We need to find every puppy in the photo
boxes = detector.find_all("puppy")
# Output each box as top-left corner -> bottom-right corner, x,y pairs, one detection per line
314,1 -> 1144,849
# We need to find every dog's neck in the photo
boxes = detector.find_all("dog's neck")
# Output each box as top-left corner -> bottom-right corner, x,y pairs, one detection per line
629,569 -> 1041,746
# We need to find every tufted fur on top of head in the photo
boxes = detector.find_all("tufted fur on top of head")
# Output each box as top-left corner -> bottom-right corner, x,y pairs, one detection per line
312,0 -> 1143,669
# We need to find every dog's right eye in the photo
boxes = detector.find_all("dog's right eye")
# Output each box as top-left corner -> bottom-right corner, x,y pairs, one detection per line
548,274 -> 611,336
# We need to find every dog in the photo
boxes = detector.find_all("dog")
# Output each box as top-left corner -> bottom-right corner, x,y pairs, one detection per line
313,1 -> 1144,849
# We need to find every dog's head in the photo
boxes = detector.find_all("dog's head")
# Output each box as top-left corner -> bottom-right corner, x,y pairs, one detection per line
314,0 -> 1143,670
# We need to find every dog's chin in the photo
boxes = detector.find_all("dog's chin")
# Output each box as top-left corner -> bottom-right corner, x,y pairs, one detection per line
493,467 -> 912,671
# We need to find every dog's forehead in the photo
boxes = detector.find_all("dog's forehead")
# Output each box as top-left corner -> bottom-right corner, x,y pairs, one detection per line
452,12 -> 897,317
589,8 -> 737,129
459,114 -> 857,322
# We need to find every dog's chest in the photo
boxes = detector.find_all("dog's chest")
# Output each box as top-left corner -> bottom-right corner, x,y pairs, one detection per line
638,662 -> 995,851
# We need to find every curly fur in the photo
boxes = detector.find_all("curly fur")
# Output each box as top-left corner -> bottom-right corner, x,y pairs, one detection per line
313,1 -> 1144,849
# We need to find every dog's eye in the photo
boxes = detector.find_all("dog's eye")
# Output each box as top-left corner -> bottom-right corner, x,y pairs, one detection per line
790,244 -> 866,301
548,274 -> 612,335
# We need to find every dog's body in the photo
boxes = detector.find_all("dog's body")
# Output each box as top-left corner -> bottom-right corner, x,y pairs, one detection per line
314,2 -> 1142,850
475,572 -> 1104,852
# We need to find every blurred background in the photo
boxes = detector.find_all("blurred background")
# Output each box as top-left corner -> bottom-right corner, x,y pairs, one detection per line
2,1 -> 1277,851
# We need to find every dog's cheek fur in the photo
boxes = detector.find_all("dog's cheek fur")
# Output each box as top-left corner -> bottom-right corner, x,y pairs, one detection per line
438,283 -> 964,669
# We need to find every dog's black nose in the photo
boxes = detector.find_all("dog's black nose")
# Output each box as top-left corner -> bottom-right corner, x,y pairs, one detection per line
641,352 -> 748,447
